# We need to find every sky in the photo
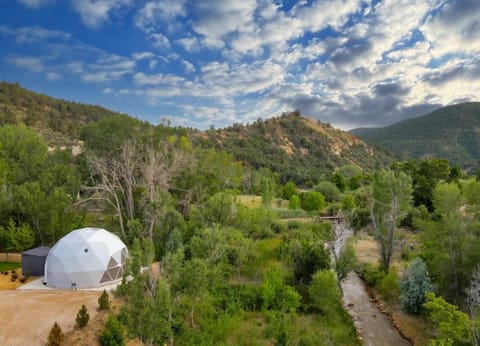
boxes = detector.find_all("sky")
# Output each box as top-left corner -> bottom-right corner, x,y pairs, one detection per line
1,0 -> 479,130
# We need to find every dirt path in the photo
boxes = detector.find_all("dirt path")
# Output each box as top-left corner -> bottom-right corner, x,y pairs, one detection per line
331,223 -> 411,346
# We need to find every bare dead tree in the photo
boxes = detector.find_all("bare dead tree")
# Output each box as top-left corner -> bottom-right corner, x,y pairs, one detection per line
81,154 -> 127,238
80,140 -> 188,240
466,264 -> 480,346
141,144 -> 186,239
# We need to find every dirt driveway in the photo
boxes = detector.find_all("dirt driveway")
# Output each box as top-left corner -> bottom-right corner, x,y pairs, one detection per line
0,290 -> 102,345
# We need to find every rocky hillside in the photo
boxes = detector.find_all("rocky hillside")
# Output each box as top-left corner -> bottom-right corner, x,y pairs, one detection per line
350,102 -> 480,170
194,112 -> 390,185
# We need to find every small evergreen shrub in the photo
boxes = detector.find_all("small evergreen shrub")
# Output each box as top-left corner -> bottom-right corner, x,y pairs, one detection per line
98,289 -> 111,310
76,304 -> 90,328
400,258 -> 434,313
46,321 -> 64,346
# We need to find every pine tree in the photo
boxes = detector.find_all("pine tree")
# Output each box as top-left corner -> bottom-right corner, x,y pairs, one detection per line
47,321 -> 64,346
98,289 -> 111,310
76,304 -> 90,328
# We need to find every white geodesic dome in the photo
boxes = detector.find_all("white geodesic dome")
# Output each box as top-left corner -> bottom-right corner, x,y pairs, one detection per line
44,228 -> 128,289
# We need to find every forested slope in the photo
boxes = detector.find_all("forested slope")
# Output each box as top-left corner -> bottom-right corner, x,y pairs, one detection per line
194,112 -> 391,186
351,102 -> 480,169
0,82 -> 126,146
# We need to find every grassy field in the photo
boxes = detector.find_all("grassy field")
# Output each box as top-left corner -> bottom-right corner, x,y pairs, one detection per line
0,262 -> 21,272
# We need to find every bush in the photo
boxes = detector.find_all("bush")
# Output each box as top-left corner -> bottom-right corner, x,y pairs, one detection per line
378,268 -> 400,302
357,263 -> 386,287
99,315 -> 125,346
309,270 -> 340,314
350,208 -> 370,230
335,241 -> 357,281
288,195 -> 301,209
313,181 -> 341,202
300,191 -> 325,212
273,207 -> 307,219
287,220 -> 301,230
264,311 -> 294,346
76,304 -> 90,328
261,267 -> 300,313
282,181 -> 299,200
400,258 -> 434,313
98,289 -> 111,310
46,321 -> 64,346
11,272 -> 18,281
424,292 -> 471,345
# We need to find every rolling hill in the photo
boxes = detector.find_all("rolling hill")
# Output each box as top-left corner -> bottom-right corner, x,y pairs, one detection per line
350,102 -> 480,170
0,81 -> 125,146
194,112 -> 390,185
0,82 -> 390,184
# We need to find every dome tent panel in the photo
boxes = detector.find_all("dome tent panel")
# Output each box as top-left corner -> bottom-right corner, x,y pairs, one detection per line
44,228 -> 128,289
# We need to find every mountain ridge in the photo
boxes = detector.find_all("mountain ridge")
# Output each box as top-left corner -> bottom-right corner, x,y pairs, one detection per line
194,112 -> 390,185
350,102 -> 480,169
0,82 -> 391,184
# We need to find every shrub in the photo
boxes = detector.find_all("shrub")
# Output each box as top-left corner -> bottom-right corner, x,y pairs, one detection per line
273,207 -> 307,219
11,272 -> 18,281
264,311 -> 294,346
424,292 -> 471,345
288,194 -> 301,209
313,181 -> 341,202
378,268 -> 400,302
309,270 -> 340,314
300,191 -> 325,212
98,289 -> 111,310
287,220 -> 301,230
400,258 -> 434,313
357,263 -> 386,287
99,315 -> 125,346
46,321 -> 64,346
76,304 -> 90,328
282,181 -> 299,200
261,267 -> 300,313
335,241 -> 357,281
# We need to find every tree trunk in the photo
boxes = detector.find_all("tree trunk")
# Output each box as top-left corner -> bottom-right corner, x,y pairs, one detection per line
190,300 -> 195,328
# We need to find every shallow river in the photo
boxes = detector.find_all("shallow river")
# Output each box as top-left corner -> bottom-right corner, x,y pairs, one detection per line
333,223 -> 411,346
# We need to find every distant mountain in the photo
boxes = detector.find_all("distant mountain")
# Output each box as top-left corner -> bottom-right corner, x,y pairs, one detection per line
194,112 -> 390,185
0,81 -> 124,146
350,102 -> 480,170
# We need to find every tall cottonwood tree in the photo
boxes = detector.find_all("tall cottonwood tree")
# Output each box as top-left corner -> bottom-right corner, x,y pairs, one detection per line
417,182 -> 480,303
370,170 -> 412,271
0,125 -> 80,246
